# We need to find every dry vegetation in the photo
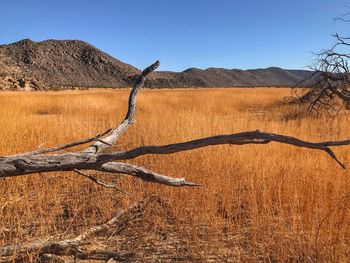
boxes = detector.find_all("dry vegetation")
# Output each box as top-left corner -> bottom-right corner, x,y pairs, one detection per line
0,88 -> 349,262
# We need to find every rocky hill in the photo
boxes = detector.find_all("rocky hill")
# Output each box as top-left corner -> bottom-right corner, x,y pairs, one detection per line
0,39 -> 140,90
0,39 -> 314,90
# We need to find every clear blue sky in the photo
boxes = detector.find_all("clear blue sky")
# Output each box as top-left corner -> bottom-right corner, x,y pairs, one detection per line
1,0 -> 348,71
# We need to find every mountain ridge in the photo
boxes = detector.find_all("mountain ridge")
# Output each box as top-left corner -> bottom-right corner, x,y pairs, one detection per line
0,39 -> 314,90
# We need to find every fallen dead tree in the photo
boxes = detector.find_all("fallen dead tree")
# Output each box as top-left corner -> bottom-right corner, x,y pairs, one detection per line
1,61 -> 350,260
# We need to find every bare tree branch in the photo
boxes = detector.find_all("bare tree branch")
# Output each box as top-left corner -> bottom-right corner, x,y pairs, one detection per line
101,131 -> 349,168
99,162 -> 203,187
15,128 -> 112,156
84,60 -> 160,154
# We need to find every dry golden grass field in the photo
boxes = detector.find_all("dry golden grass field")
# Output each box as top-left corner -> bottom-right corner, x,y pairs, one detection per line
0,88 -> 349,262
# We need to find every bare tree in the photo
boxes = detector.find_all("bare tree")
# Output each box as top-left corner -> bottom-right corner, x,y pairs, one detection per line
1,61 -> 350,260
296,12 -> 350,112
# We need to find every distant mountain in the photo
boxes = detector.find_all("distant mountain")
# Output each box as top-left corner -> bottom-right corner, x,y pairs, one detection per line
0,39 -> 314,90
148,67 -> 314,87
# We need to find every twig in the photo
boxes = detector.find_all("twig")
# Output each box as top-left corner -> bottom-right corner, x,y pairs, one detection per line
29,128 -> 112,155
73,169 -> 129,195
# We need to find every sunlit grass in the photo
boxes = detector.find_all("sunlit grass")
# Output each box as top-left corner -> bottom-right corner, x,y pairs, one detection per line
0,88 -> 349,261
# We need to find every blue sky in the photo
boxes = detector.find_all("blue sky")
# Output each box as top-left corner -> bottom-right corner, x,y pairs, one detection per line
1,0 -> 349,71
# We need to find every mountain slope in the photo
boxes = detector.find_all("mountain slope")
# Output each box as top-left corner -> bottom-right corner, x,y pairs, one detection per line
0,39 -> 140,90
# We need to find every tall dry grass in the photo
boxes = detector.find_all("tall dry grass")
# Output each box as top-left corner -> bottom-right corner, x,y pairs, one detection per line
0,88 -> 349,262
